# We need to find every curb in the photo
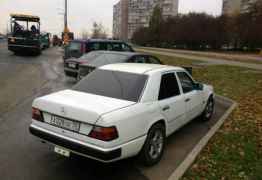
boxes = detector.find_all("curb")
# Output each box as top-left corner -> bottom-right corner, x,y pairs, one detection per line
168,95 -> 238,180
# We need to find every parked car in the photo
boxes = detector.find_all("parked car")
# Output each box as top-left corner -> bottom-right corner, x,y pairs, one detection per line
64,51 -> 103,78
29,63 -> 214,166
77,51 -> 162,80
63,39 -> 134,61
52,35 -> 62,46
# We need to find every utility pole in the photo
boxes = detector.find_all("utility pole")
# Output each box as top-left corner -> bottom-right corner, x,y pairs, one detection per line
64,0 -> 68,30
63,0 -> 70,45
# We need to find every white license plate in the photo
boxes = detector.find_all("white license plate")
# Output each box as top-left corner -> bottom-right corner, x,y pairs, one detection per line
50,115 -> 80,132
54,146 -> 70,157
68,63 -> 76,68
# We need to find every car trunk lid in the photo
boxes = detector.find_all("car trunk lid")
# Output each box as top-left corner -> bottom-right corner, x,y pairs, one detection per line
33,90 -> 135,125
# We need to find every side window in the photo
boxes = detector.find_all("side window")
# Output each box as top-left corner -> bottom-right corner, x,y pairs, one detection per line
158,73 -> 181,100
177,72 -> 195,93
122,43 -> 132,52
131,56 -> 147,63
106,43 -> 113,50
99,42 -> 108,50
89,42 -> 100,50
147,56 -> 161,64
112,43 -> 122,51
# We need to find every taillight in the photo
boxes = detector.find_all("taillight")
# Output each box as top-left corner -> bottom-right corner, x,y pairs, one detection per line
79,60 -> 87,64
32,107 -> 43,122
88,126 -> 118,141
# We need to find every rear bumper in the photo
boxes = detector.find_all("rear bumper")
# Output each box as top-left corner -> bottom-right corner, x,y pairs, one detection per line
64,68 -> 78,78
8,44 -> 41,52
29,125 -> 121,162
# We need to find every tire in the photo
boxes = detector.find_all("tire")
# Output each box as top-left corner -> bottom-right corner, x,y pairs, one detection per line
139,123 -> 165,166
201,96 -> 214,121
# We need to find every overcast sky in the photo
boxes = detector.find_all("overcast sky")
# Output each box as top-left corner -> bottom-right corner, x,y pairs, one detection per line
0,0 -> 222,37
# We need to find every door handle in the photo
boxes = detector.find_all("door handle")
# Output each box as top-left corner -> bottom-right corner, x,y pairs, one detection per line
185,98 -> 191,102
162,105 -> 170,111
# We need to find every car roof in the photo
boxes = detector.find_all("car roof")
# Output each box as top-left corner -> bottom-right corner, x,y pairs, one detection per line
89,51 -> 146,57
10,13 -> 40,22
69,39 -> 127,43
99,63 -> 184,74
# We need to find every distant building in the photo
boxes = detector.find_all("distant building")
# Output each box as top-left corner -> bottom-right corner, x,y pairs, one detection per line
113,0 -> 179,41
113,2 -> 121,40
222,0 -> 242,15
241,0 -> 259,13
222,0 -> 260,15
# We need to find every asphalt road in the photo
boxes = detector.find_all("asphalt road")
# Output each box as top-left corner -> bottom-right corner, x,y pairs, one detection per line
0,44 -> 232,180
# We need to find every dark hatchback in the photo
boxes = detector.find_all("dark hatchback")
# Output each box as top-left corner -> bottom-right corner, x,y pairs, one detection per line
77,51 -> 162,80
64,51 -> 103,78
63,39 -> 134,61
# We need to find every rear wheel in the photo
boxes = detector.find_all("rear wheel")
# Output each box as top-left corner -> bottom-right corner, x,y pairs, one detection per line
139,123 -> 165,166
201,96 -> 214,121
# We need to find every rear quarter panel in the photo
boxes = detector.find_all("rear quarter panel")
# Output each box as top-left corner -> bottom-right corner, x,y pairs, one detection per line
97,103 -> 165,149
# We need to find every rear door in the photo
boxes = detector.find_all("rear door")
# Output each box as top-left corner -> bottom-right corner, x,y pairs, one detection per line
158,72 -> 186,135
176,71 -> 202,122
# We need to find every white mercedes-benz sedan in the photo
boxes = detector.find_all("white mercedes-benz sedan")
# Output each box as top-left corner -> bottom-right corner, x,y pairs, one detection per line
29,63 -> 214,166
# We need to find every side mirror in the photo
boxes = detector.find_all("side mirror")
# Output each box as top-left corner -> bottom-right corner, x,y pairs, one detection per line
194,82 -> 204,91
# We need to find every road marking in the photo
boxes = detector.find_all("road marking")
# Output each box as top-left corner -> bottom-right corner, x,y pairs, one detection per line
168,95 -> 237,180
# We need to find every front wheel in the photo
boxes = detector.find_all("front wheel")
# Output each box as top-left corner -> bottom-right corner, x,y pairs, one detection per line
201,96 -> 214,121
139,123 -> 165,166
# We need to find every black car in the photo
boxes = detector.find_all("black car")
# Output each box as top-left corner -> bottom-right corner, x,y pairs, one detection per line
77,51 -> 162,80
64,51 -> 104,78
63,39 -> 134,61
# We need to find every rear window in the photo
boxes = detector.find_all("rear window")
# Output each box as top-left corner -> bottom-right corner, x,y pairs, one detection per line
73,69 -> 148,102
79,51 -> 103,61
88,53 -> 128,66
88,42 -> 101,50
68,42 -> 81,51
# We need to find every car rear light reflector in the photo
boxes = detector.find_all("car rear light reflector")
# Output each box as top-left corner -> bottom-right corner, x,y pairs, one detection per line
32,107 -> 43,122
88,126 -> 118,141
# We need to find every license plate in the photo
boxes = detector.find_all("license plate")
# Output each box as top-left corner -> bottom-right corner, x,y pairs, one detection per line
54,146 -> 70,157
50,115 -> 80,132
68,63 -> 76,68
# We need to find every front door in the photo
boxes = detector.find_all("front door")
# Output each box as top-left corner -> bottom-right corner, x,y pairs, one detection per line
177,71 -> 202,122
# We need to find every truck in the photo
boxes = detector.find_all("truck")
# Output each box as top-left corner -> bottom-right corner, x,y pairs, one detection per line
40,32 -> 51,49
8,14 -> 43,54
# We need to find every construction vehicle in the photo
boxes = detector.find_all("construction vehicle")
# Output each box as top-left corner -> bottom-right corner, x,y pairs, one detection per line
8,14 -> 43,54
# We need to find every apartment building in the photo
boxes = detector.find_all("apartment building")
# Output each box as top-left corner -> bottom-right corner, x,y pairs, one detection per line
113,0 -> 179,41
241,0 -> 260,13
222,0 -> 242,15
222,0 -> 260,15
113,2 -> 121,40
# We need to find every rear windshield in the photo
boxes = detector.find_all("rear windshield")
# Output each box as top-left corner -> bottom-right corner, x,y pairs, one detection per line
68,42 -> 81,51
79,51 -> 103,61
88,53 -> 128,67
73,69 -> 148,102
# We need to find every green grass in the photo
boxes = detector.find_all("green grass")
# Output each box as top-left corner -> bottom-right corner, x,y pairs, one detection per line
137,51 -> 203,66
151,53 -> 262,179
138,47 -> 262,65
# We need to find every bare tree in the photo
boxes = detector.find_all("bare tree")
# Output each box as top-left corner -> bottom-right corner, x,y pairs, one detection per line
81,29 -> 89,39
91,22 -> 108,39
